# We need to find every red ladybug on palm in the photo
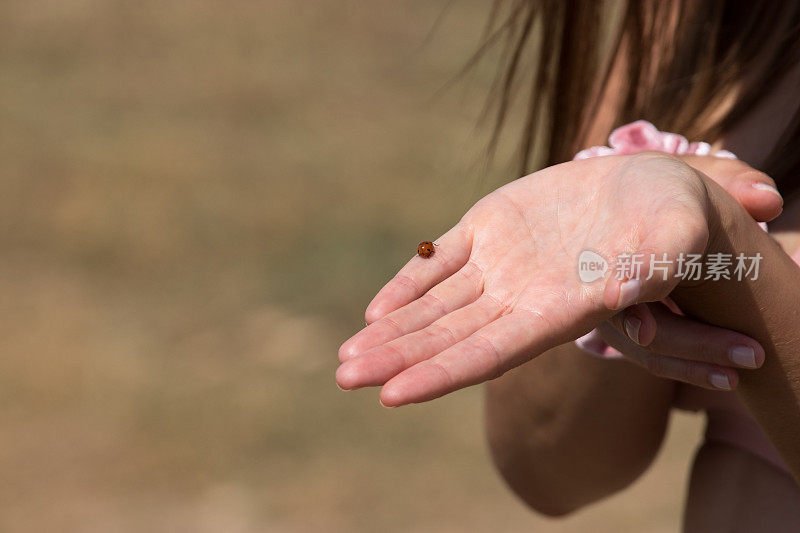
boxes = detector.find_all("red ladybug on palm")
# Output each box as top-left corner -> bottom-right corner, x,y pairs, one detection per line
417,241 -> 436,258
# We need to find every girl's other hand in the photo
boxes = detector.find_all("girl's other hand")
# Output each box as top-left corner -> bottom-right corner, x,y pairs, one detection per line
598,301 -> 765,391
590,155 -> 780,390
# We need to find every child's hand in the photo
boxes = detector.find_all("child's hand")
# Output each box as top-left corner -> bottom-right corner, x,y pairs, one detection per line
336,153 -> 779,406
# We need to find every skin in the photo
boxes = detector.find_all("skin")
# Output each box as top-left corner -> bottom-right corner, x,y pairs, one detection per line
483,35 -> 800,530
602,51 -> 800,384
337,152 -> 800,527
336,153 -> 784,401
671,178 -> 800,528
600,154 -> 781,391
339,154 -> 717,399
585,55 -> 800,529
337,37 -> 800,532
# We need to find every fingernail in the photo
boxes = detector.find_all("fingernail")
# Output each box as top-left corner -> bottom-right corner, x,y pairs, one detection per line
752,182 -> 783,201
709,373 -> 731,390
729,345 -> 757,368
379,398 -> 396,409
624,316 -> 641,345
616,278 -> 641,309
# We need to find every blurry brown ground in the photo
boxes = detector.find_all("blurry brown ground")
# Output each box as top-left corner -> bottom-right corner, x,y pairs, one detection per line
0,1 -> 704,531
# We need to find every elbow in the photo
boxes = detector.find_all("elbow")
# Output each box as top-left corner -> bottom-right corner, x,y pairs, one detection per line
487,430 -> 584,517
484,380 -> 590,517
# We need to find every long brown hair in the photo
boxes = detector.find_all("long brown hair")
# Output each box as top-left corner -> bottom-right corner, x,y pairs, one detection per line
479,0 -> 800,197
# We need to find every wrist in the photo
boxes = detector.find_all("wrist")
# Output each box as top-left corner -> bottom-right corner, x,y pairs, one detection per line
674,173 -> 771,296
702,173 -> 745,258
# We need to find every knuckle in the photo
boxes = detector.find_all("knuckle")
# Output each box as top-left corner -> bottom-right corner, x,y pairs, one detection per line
684,362 -> 708,386
483,292 -> 513,316
382,341 -> 409,368
679,361 -> 699,384
696,340 -> 724,365
606,314 -> 624,335
381,315 -> 404,337
460,260 -> 485,285
426,322 -> 457,346
421,291 -> 447,315
472,333 -> 504,379
426,360 -> 454,388
643,353 -> 665,377
393,273 -> 420,295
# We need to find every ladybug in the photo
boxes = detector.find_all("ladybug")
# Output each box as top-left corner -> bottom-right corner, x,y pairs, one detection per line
417,241 -> 435,258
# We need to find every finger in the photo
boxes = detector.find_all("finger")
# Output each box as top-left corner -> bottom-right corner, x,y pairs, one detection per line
634,352 -> 740,391
594,322 -> 741,391
714,170 -> 782,222
681,155 -> 783,222
610,302 -> 764,369
602,218 -> 710,310
379,309 -> 570,406
607,303 -> 656,346
338,260 -> 484,362
336,294 -> 504,389
364,224 -> 472,324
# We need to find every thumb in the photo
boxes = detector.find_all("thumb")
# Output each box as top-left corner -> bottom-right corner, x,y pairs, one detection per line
601,202 -> 710,311
681,155 -> 783,222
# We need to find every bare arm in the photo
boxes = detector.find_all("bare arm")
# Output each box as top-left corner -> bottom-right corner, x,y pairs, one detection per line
672,175 -> 800,481
485,342 -> 673,515
483,156 -> 783,514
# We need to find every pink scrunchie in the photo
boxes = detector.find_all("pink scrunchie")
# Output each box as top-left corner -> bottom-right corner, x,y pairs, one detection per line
573,120 -> 739,358
574,119 -> 737,161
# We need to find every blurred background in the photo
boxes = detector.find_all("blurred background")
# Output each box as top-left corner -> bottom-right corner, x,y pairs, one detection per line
0,1 -> 704,531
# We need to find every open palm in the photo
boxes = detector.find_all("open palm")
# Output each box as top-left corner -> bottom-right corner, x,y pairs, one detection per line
337,154 -> 712,406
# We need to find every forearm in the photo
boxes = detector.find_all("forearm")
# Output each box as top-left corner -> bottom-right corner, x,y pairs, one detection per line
485,341 -> 673,514
672,176 -> 800,480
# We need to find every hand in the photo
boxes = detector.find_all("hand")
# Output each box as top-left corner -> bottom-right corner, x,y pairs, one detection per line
337,153 -> 734,406
679,155 -> 782,223
597,301 -> 765,390
592,155 -> 781,390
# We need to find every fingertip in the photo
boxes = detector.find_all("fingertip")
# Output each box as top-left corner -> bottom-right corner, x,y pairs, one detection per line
379,384 -> 405,408
751,181 -> 783,205
735,341 -> 766,369
365,279 -> 417,324
378,397 -> 397,409
629,304 -> 656,346
365,301 -> 387,325
380,366 -> 431,407
728,344 -> 761,369
365,278 -> 410,325
623,314 -> 642,345
727,369 -> 740,390
709,369 -> 739,391
753,344 -> 766,368
605,278 -> 641,310
335,361 -> 362,391
737,180 -> 783,222
338,338 -> 359,363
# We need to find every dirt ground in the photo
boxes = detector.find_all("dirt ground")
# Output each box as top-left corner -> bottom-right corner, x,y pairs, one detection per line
0,1 -> 704,531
